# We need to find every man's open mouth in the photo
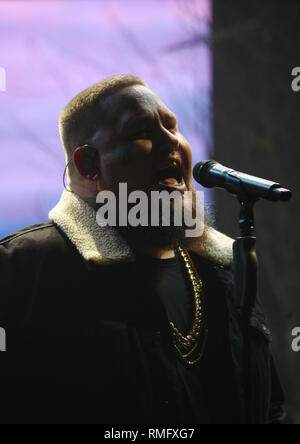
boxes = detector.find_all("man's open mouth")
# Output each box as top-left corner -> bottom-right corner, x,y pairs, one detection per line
153,163 -> 187,192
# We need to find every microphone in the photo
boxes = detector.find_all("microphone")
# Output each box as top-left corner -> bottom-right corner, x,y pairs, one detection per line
193,160 -> 291,202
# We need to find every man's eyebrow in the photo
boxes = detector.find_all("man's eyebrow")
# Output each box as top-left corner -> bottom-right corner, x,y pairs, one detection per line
120,115 -> 152,132
119,112 -> 177,134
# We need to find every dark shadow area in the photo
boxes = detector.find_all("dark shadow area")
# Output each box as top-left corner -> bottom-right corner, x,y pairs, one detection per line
213,0 -> 300,423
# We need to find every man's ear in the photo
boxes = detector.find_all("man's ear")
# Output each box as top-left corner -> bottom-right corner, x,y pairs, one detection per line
73,145 -> 100,180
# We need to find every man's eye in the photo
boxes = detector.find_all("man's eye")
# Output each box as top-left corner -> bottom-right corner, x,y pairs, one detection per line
132,131 -> 151,140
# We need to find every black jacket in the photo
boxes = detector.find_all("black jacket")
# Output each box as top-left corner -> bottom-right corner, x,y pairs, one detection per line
0,222 -> 285,424
0,191 -> 285,424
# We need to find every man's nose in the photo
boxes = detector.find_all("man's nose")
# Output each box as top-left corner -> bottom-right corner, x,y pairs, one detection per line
158,127 -> 180,153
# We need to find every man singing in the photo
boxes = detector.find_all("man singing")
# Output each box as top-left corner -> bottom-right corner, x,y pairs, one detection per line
0,75 -> 284,424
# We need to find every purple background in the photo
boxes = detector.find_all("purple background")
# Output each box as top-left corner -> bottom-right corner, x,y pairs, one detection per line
0,0 -> 212,238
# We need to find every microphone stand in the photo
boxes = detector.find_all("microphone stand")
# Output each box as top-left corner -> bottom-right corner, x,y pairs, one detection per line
233,195 -> 259,424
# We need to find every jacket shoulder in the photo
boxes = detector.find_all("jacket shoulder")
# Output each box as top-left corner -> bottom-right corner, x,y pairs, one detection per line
0,222 -> 71,258
0,223 -> 56,245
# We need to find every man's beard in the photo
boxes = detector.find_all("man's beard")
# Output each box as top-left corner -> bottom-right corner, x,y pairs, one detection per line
118,219 -> 189,251
116,188 -> 205,251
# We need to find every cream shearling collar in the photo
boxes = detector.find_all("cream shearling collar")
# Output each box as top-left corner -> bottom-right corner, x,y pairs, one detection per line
49,190 -> 234,267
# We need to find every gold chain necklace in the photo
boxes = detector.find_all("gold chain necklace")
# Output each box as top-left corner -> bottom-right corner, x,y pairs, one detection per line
169,245 -> 208,365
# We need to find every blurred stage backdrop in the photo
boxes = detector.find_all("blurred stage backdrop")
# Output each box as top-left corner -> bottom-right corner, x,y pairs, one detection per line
0,0 -> 211,236
1,0 -> 299,424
